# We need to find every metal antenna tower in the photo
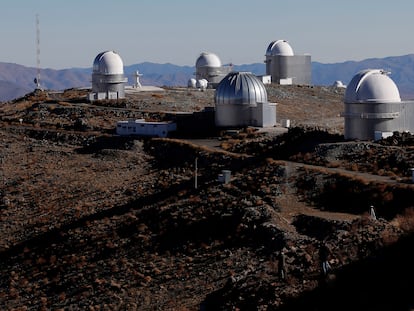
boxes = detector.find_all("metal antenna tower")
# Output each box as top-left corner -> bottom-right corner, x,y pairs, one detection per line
34,14 -> 41,90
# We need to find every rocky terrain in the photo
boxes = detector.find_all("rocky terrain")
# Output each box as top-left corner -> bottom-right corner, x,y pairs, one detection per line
1,84 -> 414,310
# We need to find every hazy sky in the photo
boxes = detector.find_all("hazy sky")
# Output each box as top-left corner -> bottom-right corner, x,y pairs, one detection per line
0,0 -> 413,69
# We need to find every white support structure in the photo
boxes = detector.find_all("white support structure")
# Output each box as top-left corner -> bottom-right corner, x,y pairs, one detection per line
133,70 -> 143,88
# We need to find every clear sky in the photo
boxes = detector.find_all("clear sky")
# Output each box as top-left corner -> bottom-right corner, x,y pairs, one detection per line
0,0 -> 413,69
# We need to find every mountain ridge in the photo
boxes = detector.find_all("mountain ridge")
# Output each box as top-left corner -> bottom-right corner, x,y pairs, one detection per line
312,54 -> 414,99
1,54 -> 413,101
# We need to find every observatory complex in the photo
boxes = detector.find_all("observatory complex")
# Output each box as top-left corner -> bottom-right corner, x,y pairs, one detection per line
264,40 -> 311,85
214,71 -> 276,128
343,69 -> 414,140
194,52 -> 233,88
89,51 -> 128,101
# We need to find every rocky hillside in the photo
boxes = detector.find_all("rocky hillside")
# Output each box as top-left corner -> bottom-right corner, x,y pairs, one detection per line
0,85 -> 414,310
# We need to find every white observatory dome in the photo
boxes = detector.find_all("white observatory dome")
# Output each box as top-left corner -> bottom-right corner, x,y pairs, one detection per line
196,79 -> 208,89
196,52 -> 222,68
215,72 -> 268,106
344,69 -> 401,103
188,78 -> 197,88
266,40 -> 294,56
93,51 -> 124,75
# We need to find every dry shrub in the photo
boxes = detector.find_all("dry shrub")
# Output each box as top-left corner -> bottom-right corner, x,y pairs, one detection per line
303,152 -> 313,162
219,141 -> 233,151
384,170 -> 397,177
326,161 -> 341,168
245,127 -> 257,134
357,213 -> 373,227
377,183 -> 388,192
381,228 -> 400,246
188,195 -> 201,203
381,191 -> 394,202
350,163 -> 359,171
392,207 -> 414,233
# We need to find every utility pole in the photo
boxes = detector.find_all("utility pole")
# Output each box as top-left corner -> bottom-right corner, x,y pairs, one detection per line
194,157 -> 198,189
34,14 -> 41,90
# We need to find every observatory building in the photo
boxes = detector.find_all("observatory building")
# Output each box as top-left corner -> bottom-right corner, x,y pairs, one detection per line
264,40 -> 311,85
194,52 -> 233,88
343,69 -> 414,140
89,51 -> 128,101
214,71 -> 276,128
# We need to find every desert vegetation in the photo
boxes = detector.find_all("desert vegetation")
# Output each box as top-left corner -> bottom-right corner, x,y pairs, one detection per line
1,85 -> 414,310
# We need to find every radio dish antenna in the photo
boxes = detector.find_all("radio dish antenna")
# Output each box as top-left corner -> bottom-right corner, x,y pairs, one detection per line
34,14 -> 42,90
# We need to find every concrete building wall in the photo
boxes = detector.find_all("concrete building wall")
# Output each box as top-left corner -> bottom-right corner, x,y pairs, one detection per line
399,101 -> 414,132
265,55 -> 311,85
215,103 -> 277,128
215,103 -> 252,128
250,103 -> 277,127
92,73 -> 126,98
343,101 -> 414,140
196,66 -> 233,88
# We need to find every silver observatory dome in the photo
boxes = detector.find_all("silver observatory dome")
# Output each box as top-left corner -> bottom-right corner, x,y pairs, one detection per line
215,71 -> 268,106
214,72 -> 271,127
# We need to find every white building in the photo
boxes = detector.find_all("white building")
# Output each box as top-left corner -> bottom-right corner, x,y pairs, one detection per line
116,119 -> 176,138
89,50 -> 128,101
195,52 -> 233,88
343,69 -> 414,140
264,40 -> 311,85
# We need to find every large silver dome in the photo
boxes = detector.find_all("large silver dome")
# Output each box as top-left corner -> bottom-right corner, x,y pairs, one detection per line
345,69 -> 401,104
215,72 -> 268,106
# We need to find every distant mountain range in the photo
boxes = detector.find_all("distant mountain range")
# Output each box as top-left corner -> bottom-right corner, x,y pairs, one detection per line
1,54 -> 414,102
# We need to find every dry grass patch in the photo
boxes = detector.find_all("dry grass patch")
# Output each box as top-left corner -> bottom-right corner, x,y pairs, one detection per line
392,207 -> 414,233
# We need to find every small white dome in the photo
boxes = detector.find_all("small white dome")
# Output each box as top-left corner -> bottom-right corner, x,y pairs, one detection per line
196,52 -> 222,68
196,79 -> 208,89
344,69 -> 401,103
188,78 -> 197,88
93,51 -> 124,75
333,80 -> 346,88
266,40 -> 294,56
